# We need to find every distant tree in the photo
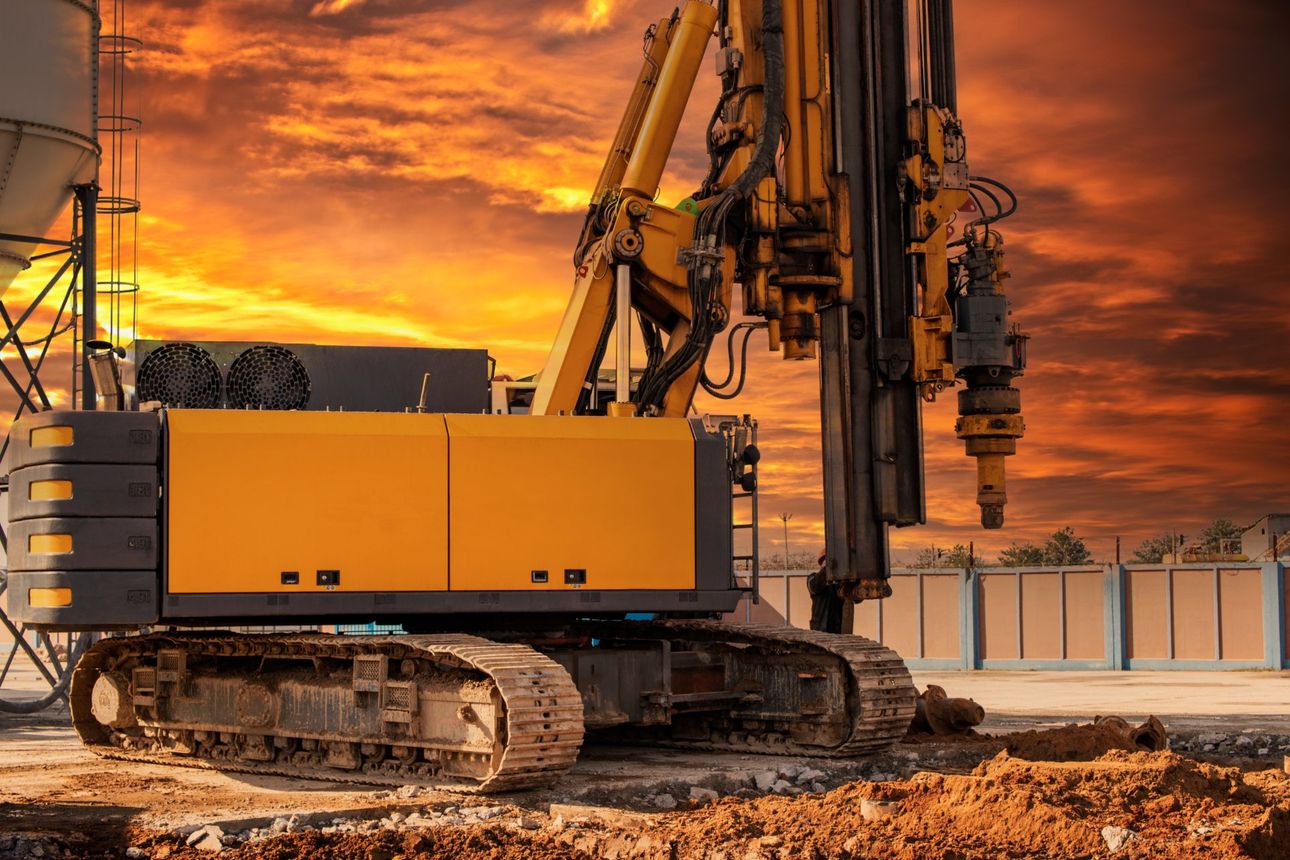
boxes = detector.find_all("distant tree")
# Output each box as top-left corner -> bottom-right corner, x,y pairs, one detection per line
910,544 -> 975,568
1132,534 -> 1175,564
760,550 -> 820,570
1200,519 -> 1243,555
997,528 -> 1092,567
998,542 -> 1044,567
911,546 -> 944,568
1042,526 -> 1092,565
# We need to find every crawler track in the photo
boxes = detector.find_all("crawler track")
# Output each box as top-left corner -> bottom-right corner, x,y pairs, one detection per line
586,620 -> 917,756
69,632 -> 585,792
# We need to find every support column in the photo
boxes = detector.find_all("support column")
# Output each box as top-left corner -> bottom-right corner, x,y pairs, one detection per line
1104,564 -> 1126,670
1262,562 -> 1285,670
959,568 -> 979,669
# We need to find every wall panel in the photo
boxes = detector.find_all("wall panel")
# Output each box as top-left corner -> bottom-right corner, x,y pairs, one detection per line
1020,572 -> 1062,659
921,574 -> 960,659
1126,570 -> 1168,659
978,573 -> 1018,661
1064,571 -> 1105,660
1218,568 -> 1262,660
1171,569 -> 1216,660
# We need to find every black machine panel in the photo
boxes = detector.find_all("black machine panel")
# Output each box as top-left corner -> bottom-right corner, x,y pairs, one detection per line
135,343 -> 223,409
130,341 -> 490,414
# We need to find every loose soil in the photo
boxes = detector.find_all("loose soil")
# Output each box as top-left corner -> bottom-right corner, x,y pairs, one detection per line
104,749 -> 1290,859
3,709 -> 1288,860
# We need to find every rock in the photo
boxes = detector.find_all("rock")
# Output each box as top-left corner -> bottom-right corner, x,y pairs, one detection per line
779,765 -> 803,780
770,779 -> 794,794
1195,732 -> 1227,746
1235,736 -> 1254,748
126,849 -> 146,860
759,835 -> 782,847
517,816 -> 542,830
1258,747 -> 1270,756
1101,825 -> 1136,853
860,799 -> 897,821
1144,795 -> 1178,815
270,817 -> 290,834
186,825 -> 225,853
689,787 -> 719,803
396,785 -> 420,798
1195,825 -> 1213,836
810,782 -> 827,794
753,771 -> 778,792
388,811 -> 406,824
794,767 -> 826,785
651,793 -> 678,810
1203,744 -> 1217,752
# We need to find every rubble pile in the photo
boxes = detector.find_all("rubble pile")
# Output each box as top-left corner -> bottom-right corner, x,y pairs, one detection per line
105,739 -> 1289,860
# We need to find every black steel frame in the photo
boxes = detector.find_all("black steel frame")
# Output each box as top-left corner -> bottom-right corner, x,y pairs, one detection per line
0,182 -> 97,710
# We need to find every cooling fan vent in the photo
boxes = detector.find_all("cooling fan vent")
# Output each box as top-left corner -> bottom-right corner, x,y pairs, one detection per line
227,345 -> 311,410
136,343 -> 223,408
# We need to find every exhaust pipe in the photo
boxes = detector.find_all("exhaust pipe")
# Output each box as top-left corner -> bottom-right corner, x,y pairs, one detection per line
86,340 -> 125,411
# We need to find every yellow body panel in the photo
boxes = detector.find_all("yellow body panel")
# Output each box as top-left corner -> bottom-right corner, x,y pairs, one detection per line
446,414 -> 695,592
166,410 -> 449,594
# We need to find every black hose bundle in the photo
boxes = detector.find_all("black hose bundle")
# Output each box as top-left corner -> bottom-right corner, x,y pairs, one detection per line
636,0 -> 785,413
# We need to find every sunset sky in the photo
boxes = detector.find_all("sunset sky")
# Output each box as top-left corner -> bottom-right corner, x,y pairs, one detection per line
10,0 -> 1288,564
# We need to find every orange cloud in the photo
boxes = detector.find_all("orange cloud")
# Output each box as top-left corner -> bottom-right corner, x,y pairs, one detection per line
5,0 -> 1283,569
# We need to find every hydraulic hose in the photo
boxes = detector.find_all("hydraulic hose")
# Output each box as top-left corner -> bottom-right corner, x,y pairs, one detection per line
639,0 -> 785,411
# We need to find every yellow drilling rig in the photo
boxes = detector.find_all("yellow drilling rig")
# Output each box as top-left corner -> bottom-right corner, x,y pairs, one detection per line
4,0 -> 1025,790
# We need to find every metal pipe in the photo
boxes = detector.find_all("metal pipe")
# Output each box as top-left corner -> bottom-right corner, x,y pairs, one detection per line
780,0 -> 808,204
615,264 -> 631,403
86,339 -> 123,410
620,1 -> 718,198
75,183 -> 98,410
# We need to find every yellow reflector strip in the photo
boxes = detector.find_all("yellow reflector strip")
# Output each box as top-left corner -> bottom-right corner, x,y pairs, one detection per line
28,480 -> 73,501
28,533 -> 73,554
28,587 -> 72,608
30,426 -> 74,448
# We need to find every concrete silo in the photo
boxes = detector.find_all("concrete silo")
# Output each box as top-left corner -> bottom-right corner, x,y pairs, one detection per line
0,0 -> 100,298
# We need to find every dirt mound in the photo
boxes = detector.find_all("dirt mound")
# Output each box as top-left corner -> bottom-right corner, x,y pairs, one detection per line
1004,716 -> 1166,762
123,749 -> 1290,860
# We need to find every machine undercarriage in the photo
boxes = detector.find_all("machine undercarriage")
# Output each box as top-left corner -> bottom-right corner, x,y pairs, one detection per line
73,623 -> 915,791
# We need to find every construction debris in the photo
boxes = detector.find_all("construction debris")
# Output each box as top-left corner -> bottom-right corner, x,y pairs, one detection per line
909,684 -> 986,735
1005,715 -> 1169,761
106,746 -> 1290,860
